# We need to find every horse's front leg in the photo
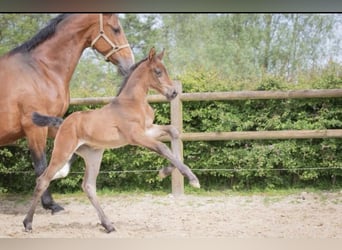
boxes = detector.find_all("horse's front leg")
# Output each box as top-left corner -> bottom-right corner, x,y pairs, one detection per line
26,126 -> 64,214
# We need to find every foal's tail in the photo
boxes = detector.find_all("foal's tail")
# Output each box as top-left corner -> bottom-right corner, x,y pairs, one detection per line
32,112 -> 63,128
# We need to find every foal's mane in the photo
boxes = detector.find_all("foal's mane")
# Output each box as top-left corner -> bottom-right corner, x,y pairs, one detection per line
9,14 -> 71,55
116,57 -> 148,96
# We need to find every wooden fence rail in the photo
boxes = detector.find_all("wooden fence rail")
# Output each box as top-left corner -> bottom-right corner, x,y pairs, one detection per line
164,129 -> 342,141
70,88 -> 342,105
70,85 -> 342,195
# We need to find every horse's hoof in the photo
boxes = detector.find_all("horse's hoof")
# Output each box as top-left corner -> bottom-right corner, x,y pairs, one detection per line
190,180 -> 200,189
42,201 -> 65,214
51,204 -> 65,215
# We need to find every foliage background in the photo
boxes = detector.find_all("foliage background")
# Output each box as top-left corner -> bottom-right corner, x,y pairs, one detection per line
0,14 -> 341,193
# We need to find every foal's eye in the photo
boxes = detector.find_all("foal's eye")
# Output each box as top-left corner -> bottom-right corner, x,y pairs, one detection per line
154,68 -> 162,77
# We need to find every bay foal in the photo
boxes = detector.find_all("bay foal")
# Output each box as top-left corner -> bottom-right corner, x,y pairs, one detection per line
23,48 -> 200,233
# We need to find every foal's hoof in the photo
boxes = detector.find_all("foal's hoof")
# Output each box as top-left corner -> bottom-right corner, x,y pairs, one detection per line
23,219 -> 33,232
102,223 -> 116,233
190,180 -> 201,189
158,165 -> 174,179
158,169 -> 168,179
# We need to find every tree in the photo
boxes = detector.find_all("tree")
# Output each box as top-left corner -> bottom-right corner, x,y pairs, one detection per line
1,13 -> 340,92
157,14 -> 340,85
0,14 -> 53,55
119,14 -> 160,60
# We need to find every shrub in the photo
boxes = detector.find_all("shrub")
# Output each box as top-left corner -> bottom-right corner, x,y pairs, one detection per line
0,71 -> 341,193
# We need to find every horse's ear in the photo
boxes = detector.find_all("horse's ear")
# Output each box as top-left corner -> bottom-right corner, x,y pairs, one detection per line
157,48 -> 165,60
148,47 -> 156,61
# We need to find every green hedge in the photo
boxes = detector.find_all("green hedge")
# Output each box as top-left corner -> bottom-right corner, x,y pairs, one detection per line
0,73 -> 341,193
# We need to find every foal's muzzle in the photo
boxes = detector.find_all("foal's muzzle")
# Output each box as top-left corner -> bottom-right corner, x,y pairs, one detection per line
166,89 -> 178,101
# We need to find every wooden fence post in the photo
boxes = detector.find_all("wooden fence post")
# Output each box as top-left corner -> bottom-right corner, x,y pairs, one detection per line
170,81 -> 184,196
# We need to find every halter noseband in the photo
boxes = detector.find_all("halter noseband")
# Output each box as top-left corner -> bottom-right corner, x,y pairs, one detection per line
91,14 -> 130,61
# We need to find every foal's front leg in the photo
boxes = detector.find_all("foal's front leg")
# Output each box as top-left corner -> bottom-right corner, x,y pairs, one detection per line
145,124 -> 180,139
132,132 -> 200,188
76,146 -> 114,233
145,124 -> 181,179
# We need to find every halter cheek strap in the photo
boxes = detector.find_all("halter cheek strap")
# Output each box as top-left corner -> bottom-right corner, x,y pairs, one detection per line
91,14 -> 130,61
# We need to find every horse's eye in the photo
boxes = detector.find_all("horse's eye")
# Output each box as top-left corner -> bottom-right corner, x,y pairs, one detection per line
113,27 -> 121,34
154,68 -> 162,77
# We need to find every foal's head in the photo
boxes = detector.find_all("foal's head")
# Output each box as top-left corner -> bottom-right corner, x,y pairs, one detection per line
145,47 -> 177,100
117,47 -> 177,100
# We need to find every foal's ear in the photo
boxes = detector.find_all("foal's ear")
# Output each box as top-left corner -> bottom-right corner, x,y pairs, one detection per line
157,48 -> 165,60
148,47 -> 156,61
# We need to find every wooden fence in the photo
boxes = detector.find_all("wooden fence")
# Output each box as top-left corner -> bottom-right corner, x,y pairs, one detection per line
70,83 -> 342,195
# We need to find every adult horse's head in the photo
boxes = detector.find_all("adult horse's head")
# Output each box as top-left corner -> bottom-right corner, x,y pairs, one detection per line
89,14 -> 134,75
146,48 -> 177,101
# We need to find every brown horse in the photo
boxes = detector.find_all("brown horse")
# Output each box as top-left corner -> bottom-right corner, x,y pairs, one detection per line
0,14 -> 134,213
23,48 -> 200,233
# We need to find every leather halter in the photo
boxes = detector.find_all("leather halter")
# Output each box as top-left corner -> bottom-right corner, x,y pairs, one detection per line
91,14 -> 130,61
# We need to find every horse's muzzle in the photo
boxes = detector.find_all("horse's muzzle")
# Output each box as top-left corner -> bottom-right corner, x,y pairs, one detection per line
117,59 -> 134,76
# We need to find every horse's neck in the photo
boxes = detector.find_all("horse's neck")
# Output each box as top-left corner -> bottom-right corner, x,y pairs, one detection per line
31,19 -> 88,88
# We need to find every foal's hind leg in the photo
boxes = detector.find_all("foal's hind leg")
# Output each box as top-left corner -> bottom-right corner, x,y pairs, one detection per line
23,156 -> 73,232
24,133 -> 80,232
23,171 -> 54,232
76,146 -> 115,233
26,126 -> 64,214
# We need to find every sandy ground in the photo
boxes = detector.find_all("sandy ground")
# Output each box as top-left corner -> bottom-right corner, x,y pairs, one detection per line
0,191 -> 341,238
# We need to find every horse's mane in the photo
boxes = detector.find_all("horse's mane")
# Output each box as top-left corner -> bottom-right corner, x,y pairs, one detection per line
9,14 -> 71,55
116,57 -> 148,96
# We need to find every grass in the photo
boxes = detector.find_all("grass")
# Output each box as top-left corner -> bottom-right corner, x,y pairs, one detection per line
184,186 -> 338,197
263,195 -> 284,205
58,186 -> 342,202
0,188 -> 340,212
1,186 -> 340,202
